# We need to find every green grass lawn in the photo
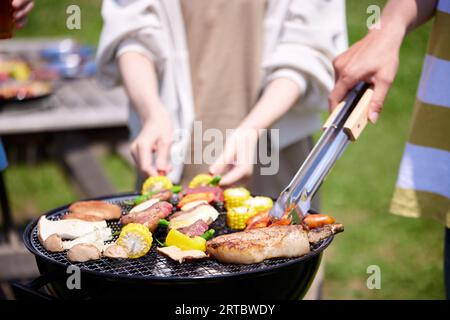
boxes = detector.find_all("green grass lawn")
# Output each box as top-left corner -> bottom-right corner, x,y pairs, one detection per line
3,0 -> 445,299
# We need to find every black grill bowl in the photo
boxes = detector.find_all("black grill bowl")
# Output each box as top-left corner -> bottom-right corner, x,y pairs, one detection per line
21,193 -> 331,300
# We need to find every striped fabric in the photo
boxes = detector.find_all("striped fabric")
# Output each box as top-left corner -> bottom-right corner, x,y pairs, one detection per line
390,0 -> 450,227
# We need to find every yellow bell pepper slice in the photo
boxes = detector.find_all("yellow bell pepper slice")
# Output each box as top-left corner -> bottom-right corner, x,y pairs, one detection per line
165,229 -> 206,252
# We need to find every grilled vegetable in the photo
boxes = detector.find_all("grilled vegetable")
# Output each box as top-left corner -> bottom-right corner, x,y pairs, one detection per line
244,196 -> 273,213
245,211 -> 271,230
208,175 -> 221,186
227,206 -> 256,230
224,187 -> 251,209
158,219 -> 170,227
303,214 -> 336,229
131,186 -> 180,206
141,176 -> 173,194
188,174 -> 222,188
37,216 -> 107,244
189,174 -> 213,188
182,186 -> 224,202
165,229 -> 207,252
201,229 -> 215,240
116,223 -> 153,258
67,244 -> 101,263
177,192 -> 215,208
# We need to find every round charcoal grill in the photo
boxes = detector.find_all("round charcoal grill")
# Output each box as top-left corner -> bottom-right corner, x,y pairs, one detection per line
18,193 -> 332,300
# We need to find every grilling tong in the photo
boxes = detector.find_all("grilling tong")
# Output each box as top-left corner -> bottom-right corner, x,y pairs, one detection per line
269,82 -> 374,222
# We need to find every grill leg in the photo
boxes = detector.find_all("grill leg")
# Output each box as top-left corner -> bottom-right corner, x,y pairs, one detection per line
0,171 -> 13,243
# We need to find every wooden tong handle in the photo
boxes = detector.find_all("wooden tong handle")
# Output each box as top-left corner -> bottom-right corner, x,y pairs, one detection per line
323,88 -> 374,141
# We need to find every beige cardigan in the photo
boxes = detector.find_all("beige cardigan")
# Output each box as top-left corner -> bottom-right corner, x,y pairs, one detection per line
96,0 -> 347,182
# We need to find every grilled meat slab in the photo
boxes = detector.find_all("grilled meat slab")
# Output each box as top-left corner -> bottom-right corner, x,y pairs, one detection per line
206,224 -> 343,264
120,201 -> 173,232
177,219 -> 209,237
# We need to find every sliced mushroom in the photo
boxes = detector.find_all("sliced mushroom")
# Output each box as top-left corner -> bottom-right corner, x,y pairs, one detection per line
157,246 -> 208,263
37,216 -> 107,244
62,227 -> 112,251
103,243 -> 128,259
42,234 -> 64,252
67,244 -> 101,263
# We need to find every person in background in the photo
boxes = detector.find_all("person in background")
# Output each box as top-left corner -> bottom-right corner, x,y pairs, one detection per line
1,0 -> 35,169
329,0 -> 450,299
11,0 -> 34,28
97,0 -> 347,299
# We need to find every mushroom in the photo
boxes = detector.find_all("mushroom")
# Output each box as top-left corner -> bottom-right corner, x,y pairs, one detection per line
37,216 -> 107,244
103,243 -> 128,259
67,244 -> 101,263
62,227 -> 112,251
42,234 -> 64,252
157,246 -> 208,263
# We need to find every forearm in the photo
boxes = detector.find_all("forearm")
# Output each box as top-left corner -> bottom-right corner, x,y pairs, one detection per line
239,78 -> 301,131
118,51 -> 164,122
378,0 -> 437,39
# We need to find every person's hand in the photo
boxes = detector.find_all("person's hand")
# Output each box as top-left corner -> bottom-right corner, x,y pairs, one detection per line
209,126 -> 259,186
328,28 -> 403,123
130,106 -> 174,177
12,0 -> 34,28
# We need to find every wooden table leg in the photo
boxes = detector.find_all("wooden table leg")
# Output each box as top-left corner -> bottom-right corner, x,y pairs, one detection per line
55,132 -> 116,198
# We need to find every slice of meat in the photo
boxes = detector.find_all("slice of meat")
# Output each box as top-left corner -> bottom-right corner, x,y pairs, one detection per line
307,223 -> 344,244
150,189 -> 173,202
65,201 -> 122,221
181,186 -> 224,202
206,225 -> 311,264
120,201 -> 173,232
157,246 -> 207,263
169,205 -> 219,230
177,219 -> 209,237
206,224 -> 344,265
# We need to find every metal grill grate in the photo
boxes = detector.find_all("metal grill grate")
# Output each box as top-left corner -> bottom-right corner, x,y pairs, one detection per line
27,194 -> 330,280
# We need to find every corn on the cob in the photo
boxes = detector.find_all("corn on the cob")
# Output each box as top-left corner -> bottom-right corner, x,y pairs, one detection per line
116,223 -> 153,258
141,176 -> 173,194
244,196 -> 273,213
224,187 -> 251,209
227,206 -> 256,230
188,174 -> 213,188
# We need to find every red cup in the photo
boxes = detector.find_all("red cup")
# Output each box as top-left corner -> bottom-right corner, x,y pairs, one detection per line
0,0 -> 14,39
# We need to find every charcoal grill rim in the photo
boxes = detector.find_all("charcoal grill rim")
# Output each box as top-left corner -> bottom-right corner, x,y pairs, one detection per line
23,192 -> 333,282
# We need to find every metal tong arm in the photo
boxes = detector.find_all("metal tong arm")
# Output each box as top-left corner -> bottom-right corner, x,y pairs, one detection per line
283,82 -> 373,213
